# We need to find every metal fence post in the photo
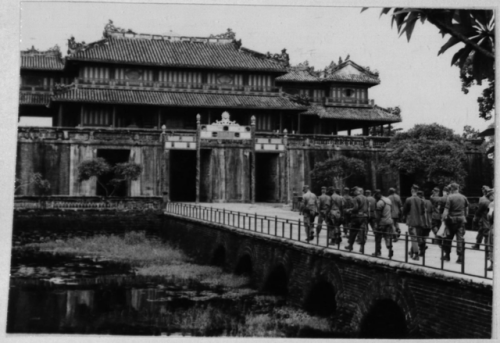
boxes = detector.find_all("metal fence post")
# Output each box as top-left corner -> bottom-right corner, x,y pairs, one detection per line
298,219 -> 301,241
461,241 -> 465,274
254,213 -> 257,231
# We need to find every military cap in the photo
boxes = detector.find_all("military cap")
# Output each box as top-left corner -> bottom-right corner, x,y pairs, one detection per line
411,184 -> 420,190
344,187 -> 350,192
417,190 -> 424,196
432,187 -> 440,192
443,185 -> 451,192
450,183 -> 459,191
365,190 -> 372,195
487,188 -> 494,196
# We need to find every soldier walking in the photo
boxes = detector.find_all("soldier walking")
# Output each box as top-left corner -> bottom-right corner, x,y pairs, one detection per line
316,186 -> 333,240
345,187 -> 369,253
473,185 -> 492,250
330,188 -> 345,245
365,190 -> 377,242
301,185 -> 318,242
403,184 -> 426,261
373,190 -> 394,258
418,190 -> 433,254
430,187 -> 444,245
342,187 -> 355,238
441,183 -> 469,263
388,188 -> 403,242
486,189 -> 494,271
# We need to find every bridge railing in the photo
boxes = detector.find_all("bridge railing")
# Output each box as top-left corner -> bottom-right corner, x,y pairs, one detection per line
164,203 -> 492,280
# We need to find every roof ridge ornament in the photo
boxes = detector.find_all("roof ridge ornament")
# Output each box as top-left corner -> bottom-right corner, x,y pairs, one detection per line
209,28 -> 236,40
103,20 -> 136,38
266,48 -> 290,67
53,82 -> 76,95
67,36 -> 87,55
212,111 -> 239,126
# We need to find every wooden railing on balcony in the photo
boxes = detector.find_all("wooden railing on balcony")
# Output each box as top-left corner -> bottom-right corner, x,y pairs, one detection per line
324,97 -> 374,107
77,78 -> 281,94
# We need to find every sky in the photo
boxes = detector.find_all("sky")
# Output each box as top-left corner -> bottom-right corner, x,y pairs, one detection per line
18,1 -> 494,134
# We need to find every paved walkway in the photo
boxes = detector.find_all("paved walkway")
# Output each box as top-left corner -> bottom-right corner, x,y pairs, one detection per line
166,202 -> 492,281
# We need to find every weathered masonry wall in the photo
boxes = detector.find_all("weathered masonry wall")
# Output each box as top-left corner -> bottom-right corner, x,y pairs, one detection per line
160,214 -> 492,338
16,128 -> 488,200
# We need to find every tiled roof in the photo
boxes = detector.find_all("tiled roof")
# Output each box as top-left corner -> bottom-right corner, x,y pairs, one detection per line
21,47 -> 65,71
20,92 -> 51,105
51,87 -> 306,110
66,36 -> 287,72
323,60 -> 380,85
275,69 -> 320,82
302,105 -> 401,123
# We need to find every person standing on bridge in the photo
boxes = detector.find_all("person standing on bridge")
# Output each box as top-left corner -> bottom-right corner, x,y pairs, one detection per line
418,190 -> 433,256
388,188 -> 403,242
330,188 -> 345,245
365,190 -> 377,242
403,184 -> 426,261
301,185 -> 318,242
473,186 -> 492,250
430,187 -> 444,246
345,187 -> 369,253
316,186 -> 333,240
486,188 -> 494,271
373,190 -> 394,258
441,183 -> 469,264
342,187 -> 354,238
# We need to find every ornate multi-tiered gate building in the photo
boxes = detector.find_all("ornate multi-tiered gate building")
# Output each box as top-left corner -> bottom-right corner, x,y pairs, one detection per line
17,21 -> 487,202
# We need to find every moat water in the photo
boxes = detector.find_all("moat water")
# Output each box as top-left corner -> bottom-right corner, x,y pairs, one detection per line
7,228 -> 345,337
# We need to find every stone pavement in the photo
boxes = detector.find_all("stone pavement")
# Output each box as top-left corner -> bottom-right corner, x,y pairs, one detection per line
167,202 -> 492,281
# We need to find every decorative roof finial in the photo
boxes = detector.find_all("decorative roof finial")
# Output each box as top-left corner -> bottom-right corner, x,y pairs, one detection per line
266,48 -> 290,67
209,28 -> 236,40
103,19 -> 136,38
67,36 -> 86,55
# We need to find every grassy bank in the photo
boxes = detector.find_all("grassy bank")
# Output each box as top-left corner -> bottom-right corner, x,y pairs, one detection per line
22,231 -> 250,289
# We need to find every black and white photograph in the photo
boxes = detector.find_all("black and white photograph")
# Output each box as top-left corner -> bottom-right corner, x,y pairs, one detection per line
1,0 -> 498,339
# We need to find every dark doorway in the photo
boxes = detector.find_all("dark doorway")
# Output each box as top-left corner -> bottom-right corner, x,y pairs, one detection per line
170,150 -> 197,201
264,264 -> 288,296
360,299 -> 408,338
235,255 -> 253,276
304,280 -> 337,317
255,153 -> 280,202
96,149 -> 130,196
399,172 -> 416,197
211,246 -> 226,268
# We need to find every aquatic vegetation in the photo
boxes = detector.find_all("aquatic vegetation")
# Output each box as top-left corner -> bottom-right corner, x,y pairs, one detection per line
23,231 -> 187,266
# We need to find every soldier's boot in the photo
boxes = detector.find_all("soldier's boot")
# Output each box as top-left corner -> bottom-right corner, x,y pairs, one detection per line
472,244 -> 480,250
456,254 -> 464,264
388,249 -> 394,258
487,261 -> 493,271
344,244 -> 353,251
418,245 -> 428,257
371,251 -> 381,257
441,252 -> 450,262
359,245 -> 365,254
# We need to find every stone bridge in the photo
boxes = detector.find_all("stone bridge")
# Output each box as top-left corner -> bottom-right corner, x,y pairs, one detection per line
161,212 -> 492,339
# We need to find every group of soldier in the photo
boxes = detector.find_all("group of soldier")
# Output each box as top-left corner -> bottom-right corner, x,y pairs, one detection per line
300,183 -> 494,271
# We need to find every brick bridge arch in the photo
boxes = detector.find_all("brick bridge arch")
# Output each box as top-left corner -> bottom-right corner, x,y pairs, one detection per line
351,273 -> 419,338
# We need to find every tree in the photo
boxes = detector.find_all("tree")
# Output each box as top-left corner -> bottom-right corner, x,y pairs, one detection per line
108,162 -> 143,196
366,8 -> 495,120
15,172 -> 51,195
462,125 -> 481,139
77,158 -> 143,196
310,156 -> 366,193
384,123 -> 468,191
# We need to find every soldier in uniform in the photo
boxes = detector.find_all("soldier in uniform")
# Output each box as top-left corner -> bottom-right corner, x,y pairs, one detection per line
388,188 -> 403,242
403,184 -> 426,261
365,190 -> 377,242
441,183 -> 469,263
330,188 -> 345,245
486,189 -> 494,271
345,187 -> 369,253
430,187 -> 443,245
473,186 -> 492,250
373,190 -> 394,258
301,185 -> 318,242
342,187 -> 354,238
418,190 -> 433,254
316,186 -> 333,240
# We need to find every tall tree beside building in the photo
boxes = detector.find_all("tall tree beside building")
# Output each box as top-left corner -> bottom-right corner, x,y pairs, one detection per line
384,123 -> 468,191
311,156 -> 366,192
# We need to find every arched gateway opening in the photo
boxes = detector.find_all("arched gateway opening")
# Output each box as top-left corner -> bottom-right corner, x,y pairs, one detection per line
211,246 -> 226,268
264,264 -> 288,296
304,280 -> 337,316
235,255 -> 253,276
360,299 -> 408,338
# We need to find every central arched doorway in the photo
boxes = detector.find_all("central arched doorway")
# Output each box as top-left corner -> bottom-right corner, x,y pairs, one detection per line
264,264 -> 288,296
304,279 -> 337,316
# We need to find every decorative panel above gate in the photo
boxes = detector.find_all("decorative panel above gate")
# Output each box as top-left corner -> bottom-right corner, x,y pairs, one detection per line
200,111 -> 252,140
